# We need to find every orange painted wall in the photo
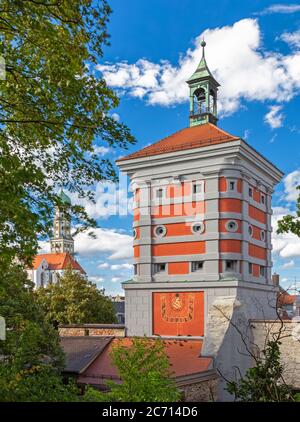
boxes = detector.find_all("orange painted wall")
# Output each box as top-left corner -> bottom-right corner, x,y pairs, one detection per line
252,186 -> 261,203
133,246 -> 140,258
219,239 -> 242,253
134,227 -> 140,240
252,263 -> 260,277
152,242 -> 205,256
152,201 -> 205,218
248,244 -> 266,260
248,205 -> 266,224
219,177 -> 227,192
219,198 -> 242,213
219,177 -> 242,193
166,182 -> 192,199
251,225 -> 262,241
152,291 -> 204,337
168,262 -> 190,275
133,209 -> 140,221
237,179 -> 242,193
154,222 -> 204,237
219,219 -> 242,233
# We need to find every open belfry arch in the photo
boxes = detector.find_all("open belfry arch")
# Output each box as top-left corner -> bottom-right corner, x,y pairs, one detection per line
116,42 -> 283,339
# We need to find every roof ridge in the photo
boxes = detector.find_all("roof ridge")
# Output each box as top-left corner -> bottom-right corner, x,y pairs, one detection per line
117,123 -> 239,162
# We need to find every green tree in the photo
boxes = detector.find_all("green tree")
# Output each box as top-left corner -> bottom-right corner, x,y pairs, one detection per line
36,267 -> 117,325
226,340 -> 294,402
0,0 -> 134,266
85,337 -> 181,402
0,262 -> 79,401
277,186 -> 300,237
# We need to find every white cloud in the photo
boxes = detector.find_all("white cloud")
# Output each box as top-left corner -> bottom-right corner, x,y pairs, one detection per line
68,179 -> 132,220
260,4 -> 300,14
280,260 -> 295,269
111,113 -> 120,122
281,29 -> 300,49
93,145 -> 110,156
272,206 -> 300,259
264,105 -> 284,128
110,263 -> 133,270
283,169 -> 300,202
89,276 -> 104,283
111,277 -> 121,283
98,262 -> 109,269
75,227 -> 133,260
97,19 -> 300,116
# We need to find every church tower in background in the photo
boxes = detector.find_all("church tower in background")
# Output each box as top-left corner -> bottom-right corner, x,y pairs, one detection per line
50,190 -> 74,256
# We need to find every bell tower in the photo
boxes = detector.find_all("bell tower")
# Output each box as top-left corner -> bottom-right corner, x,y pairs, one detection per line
50,189 -> 74,256
187,40 -> 219,127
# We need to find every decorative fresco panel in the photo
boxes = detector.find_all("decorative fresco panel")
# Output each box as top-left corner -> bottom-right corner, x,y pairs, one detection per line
152,291 -> 204,336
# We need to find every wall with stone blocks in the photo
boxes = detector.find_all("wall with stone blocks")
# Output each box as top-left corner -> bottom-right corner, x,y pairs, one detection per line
202,288 -> 278,401
251,320 -> 300,389
180,378 -> 218,402
59,325 -> 125,337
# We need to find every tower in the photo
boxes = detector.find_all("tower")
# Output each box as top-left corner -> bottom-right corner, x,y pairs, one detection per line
50,189 -> 74,256
187,41 -> 219,127
117,43 -> 283,338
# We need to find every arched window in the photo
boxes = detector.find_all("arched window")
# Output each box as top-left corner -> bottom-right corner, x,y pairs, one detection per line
193,88 -> 206,114
209,89 -> 216,114
40,272 -> 45,288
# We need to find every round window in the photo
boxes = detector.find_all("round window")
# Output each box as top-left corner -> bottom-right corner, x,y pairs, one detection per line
260,231 -> 265,241
154,225 -> 167,238
191,222 -> 205,235
248,225 -> 253,236
226,220 -> 238,233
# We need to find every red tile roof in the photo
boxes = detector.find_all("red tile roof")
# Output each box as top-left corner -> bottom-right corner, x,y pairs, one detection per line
77,338 -> 213,386
118,123 -> 239,161
278,294 -> 297,306
31,253 -> 86,274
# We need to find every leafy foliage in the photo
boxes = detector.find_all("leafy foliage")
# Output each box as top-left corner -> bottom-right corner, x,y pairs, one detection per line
0,263 -> 80,401
0,0 -> 135,266
36,267 -> 117,325
226,340 -> 294,402
277,185 -> 300,237
90,337 -> 181,402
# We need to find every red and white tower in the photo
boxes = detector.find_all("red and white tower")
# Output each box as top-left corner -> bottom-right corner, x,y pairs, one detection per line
117,43 -> 283,338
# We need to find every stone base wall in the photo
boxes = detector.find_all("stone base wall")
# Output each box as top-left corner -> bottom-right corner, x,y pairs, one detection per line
251,320 -> 300,389
59,324 -> 125,337
180,378 -> 218,402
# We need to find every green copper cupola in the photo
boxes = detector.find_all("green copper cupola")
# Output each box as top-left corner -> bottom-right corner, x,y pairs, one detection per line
187,41 -> 220,127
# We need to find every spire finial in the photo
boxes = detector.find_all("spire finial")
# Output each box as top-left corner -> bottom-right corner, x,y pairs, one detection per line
201,39 -> 206,58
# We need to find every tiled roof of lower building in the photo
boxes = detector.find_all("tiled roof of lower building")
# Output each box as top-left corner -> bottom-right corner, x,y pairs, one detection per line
117,123 -> 239,162
74,337 -> 213,386
60,336 -> 112,374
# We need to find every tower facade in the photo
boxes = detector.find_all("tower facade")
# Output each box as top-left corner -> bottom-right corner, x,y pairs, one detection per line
50,190 -> 74,256
117,45 -> 283,338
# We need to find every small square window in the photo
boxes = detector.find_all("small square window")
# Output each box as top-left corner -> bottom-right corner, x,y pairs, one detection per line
249,188 -> 253,197
248,263 -> 253,275
225,260 -> 238,272
260,266 -> 266,277
193,183 -> 202,194
154,263 -> 166,274
157,189 -> 163,199
191,261 -> 203,272
229,181 -> 235,191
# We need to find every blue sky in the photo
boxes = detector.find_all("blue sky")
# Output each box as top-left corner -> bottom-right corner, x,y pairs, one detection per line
42,1 -> 300,294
